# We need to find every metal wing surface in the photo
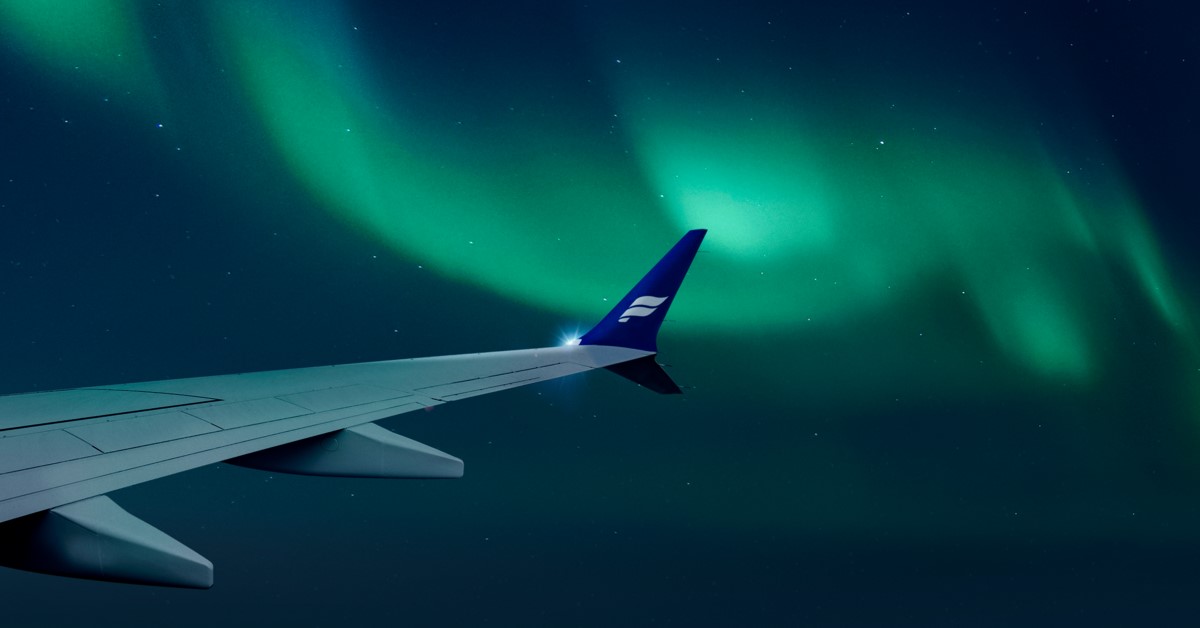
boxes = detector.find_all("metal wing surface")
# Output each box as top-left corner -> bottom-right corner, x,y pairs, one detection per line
0,344 -> 646,525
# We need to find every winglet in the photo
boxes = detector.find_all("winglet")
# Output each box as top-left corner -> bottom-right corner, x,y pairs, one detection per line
579,229 -> 706,353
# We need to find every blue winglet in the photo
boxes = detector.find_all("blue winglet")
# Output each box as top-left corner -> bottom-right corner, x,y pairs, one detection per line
578,229 -> 706,352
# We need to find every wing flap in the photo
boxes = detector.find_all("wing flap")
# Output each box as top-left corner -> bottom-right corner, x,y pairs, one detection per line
66,411 -> 221,453
0,430 -> 99,474
182,397 -> 310,429
279,384 -> 411,412
415,362 -> 588,401
0,388 -> 218,431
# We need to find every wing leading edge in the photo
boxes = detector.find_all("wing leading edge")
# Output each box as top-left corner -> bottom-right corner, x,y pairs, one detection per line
0,229 -> 706,587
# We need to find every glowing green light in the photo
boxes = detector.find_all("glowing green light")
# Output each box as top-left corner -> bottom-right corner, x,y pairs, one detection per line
0,0 -> 155,95
216,4 -> 683,321
10,0 -> 1185,383
640,120 -> 836,258
200,4 -> 1200,381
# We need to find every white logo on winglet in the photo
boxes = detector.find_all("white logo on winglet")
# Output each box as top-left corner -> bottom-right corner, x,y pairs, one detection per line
618,295 -> 669,323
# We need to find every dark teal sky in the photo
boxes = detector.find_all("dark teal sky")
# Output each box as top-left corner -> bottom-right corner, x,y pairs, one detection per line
1,1 -> 1198,625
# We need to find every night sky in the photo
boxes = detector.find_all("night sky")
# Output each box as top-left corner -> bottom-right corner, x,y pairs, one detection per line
2,1 -> 1198,625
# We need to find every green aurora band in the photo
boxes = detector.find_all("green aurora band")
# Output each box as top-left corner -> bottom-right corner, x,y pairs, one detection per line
2,1 -> 1193,384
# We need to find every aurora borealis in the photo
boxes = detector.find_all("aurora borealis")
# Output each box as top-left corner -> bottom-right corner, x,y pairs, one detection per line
2,1 -> 1199,625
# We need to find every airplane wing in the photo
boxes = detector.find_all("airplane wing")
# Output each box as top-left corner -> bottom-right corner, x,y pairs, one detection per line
0,229 -> 706,588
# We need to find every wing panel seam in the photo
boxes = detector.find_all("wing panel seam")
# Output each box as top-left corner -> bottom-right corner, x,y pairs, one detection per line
0,398 -> 222,433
